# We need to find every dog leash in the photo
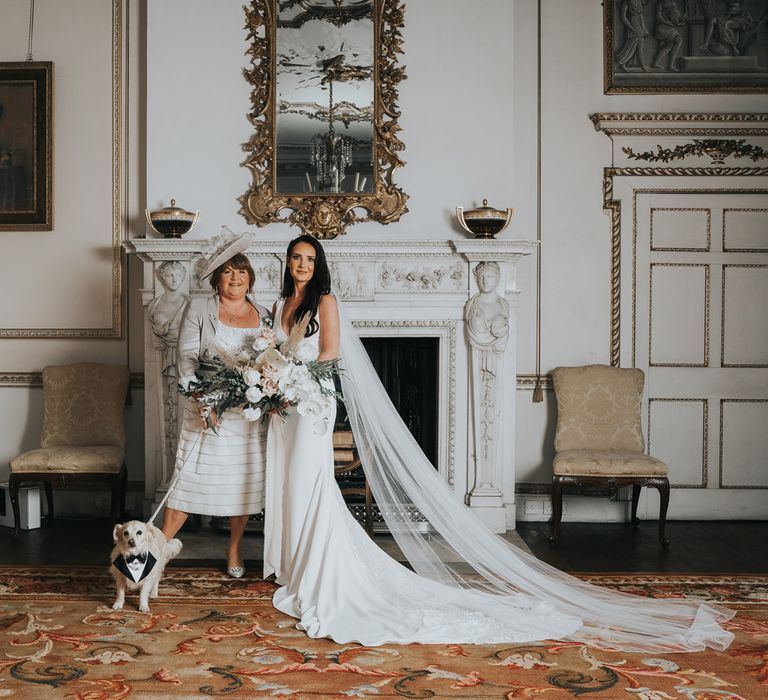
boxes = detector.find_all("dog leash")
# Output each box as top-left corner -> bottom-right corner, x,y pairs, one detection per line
147,428 -> 204,525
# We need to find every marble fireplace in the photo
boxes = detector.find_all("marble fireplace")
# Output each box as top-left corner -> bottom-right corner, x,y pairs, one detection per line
124,238 -> 535,533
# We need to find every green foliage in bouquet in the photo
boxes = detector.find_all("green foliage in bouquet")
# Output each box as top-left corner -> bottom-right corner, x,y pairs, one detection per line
178,354 -> 343,432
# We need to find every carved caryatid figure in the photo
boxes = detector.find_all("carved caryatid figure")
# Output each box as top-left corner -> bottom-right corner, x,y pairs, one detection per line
465,261 -> 509,498
148,261 -> 189,467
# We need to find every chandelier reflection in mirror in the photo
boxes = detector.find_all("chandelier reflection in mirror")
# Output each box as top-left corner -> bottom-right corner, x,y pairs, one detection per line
308,79 -> 354,193
240,0 -> 408,238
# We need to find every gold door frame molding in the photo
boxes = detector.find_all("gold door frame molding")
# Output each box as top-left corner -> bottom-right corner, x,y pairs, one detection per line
721,264 -> 768,369
647,398 -> 708,489
719,399 -> 768,489
648,262 -> 710,368
603,168 -> 768,366
0,0 -> 126,340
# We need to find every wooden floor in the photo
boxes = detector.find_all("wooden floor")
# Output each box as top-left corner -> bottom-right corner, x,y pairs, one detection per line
2,518 -> 766,574
516,520 -> 768,573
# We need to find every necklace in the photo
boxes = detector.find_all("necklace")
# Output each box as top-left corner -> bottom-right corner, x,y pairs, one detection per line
221,300 -> 248,324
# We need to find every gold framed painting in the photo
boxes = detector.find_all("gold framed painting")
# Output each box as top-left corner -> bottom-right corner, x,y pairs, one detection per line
605,0 -> 768,94
0,62 -> 53,230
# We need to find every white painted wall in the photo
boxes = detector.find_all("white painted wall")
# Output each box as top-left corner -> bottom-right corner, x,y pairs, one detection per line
1,0 -> 766,520
0,1 -> 142,505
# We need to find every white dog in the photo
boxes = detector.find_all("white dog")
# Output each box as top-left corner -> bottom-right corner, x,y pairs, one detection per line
110,521 -> 182,612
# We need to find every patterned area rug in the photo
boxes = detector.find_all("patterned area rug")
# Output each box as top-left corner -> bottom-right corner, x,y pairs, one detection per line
0,567 -> 766,699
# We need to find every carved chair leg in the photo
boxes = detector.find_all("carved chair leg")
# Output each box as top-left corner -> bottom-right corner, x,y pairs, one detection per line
654,479 -> 671,547
549,475 -> 564,545
631,484 -> 642,526
9,473 -> 22,538
43,481 -> 54,524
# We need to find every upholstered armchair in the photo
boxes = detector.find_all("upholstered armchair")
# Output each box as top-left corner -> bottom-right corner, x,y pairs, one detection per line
9,363 -> 130,536
549,365 -> 670,547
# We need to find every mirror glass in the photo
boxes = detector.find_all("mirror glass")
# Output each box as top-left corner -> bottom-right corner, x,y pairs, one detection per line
275,0 -> 375,195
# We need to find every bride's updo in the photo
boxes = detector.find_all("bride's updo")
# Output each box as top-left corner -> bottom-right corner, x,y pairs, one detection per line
281,234 -> 331,337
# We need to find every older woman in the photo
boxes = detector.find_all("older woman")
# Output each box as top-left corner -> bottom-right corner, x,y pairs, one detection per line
162,231 -> 270,578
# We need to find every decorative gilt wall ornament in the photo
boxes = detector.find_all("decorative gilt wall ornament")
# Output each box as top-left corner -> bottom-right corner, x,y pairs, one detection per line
239,0 -> 408,239
623,139 -> 768,165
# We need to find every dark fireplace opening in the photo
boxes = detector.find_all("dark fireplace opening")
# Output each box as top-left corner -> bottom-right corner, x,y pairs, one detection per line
337,336 -> 439,467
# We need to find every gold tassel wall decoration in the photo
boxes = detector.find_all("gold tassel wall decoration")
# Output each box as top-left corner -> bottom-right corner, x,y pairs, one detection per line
532,376 -> 543,403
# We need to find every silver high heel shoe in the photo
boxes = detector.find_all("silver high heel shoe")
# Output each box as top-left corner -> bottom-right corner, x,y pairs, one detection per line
227,557 -> 245,579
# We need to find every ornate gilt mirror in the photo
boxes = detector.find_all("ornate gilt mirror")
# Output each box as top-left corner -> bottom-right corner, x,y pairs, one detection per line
240,0 -> 408,239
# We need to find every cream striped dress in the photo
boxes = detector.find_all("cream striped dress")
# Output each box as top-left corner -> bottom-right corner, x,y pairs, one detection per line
166,320 -> 267,516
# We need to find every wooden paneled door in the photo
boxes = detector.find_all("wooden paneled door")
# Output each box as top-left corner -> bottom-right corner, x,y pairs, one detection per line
632,191 -> 768,518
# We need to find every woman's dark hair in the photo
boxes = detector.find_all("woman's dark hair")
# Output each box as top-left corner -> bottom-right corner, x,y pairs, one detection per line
281,234 -> 331,337
209,253 -> 255,293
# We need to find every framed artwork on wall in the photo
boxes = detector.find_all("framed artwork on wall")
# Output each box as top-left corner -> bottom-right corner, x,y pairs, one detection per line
605,0 -> 768,93
0,62 -> 53,230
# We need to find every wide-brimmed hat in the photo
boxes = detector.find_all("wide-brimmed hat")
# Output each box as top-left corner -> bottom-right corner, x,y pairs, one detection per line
198,228 -> 255,279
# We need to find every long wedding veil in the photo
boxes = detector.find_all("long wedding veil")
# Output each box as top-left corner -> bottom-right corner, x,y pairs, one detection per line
336,299 -> 734,653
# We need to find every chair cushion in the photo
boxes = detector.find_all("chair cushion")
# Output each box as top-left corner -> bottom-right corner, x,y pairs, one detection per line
553,365 -> 645,453
10,446 -> 125,474
41,363 -> 129,449
553,450 -> 668,477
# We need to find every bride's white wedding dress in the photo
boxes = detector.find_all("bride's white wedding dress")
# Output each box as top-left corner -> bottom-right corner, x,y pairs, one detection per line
264,296 -> 735,651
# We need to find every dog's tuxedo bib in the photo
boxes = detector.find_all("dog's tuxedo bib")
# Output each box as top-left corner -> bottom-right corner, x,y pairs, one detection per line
113,552 -> 157,583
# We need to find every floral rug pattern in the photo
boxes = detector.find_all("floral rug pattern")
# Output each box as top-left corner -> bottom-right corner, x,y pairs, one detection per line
0,567 -> 766,699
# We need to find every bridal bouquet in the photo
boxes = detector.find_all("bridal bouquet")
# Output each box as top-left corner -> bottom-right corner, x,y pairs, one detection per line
178,313 -> 341,433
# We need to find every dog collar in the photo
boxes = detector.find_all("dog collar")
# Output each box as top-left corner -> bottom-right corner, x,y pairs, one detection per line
113,552 -> 157,583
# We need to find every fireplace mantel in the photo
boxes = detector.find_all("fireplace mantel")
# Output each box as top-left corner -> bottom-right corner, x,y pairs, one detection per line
124,237 -> 536,532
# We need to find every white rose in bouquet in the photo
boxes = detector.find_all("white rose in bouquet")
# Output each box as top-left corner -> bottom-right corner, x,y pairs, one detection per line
245,386 -> 264,403
242,406 -> 262,422
242,368 -> 261,387
253,327 -> 278,353
254,348 -> 289,397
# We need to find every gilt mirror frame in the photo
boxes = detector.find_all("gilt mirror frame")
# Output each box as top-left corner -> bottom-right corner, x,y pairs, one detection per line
240,0 -> 408,239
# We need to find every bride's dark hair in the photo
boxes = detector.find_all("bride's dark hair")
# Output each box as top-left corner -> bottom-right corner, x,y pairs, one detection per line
281,234 -> 331,337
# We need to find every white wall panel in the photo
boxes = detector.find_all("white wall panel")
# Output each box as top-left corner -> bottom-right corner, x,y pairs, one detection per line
720,401 -> 768,488
650,264 -> 709,367
722,266 -> 768,367
651,208 -> 710,251
723,209 -> 768,251
648,399 -> 706,487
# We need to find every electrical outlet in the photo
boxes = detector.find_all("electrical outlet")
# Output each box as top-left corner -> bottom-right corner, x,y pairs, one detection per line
524,499 -> 542,515
542,500 -> 553,515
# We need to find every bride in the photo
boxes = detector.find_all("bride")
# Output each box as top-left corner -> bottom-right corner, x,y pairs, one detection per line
263,234 -> 735,652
